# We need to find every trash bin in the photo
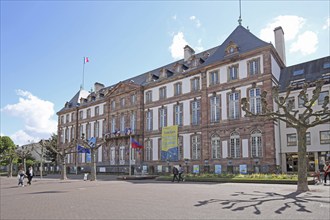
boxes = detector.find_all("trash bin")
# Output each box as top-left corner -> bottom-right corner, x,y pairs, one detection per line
83,173 -> 88,181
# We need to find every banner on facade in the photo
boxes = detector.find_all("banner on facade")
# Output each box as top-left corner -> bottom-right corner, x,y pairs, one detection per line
240,164 -> 247,174
215,164 -> 222,174
193,165 -> 200,174
161,125 -> 178,161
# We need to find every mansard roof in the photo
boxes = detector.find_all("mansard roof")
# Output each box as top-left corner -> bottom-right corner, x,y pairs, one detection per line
58,88 -> 89,113
202,25 -> 271,67
279,56 -> 330,92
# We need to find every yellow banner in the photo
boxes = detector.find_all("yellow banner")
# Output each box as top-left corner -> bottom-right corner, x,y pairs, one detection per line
161,125 -> 178,152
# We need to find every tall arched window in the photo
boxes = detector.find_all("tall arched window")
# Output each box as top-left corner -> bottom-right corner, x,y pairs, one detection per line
251,130 -> 262,157
211,135 -> 221,159
230,132 -> 240,158
145,139 -> 152,161
192,134 -> 201,160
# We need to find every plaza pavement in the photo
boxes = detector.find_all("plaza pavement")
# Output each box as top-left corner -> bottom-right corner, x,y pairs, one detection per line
1,174 -> 329,220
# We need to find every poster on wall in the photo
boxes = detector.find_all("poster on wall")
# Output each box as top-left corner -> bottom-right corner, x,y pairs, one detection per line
193,165 -> 200,174
240,164 -> 247,174
157,165 -> 162,173
215,165 -> 222,174
161,125 -> 178,161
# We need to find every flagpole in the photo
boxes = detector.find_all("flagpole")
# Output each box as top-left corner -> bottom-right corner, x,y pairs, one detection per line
129,135 -> 132,176
82,57 -> 85,89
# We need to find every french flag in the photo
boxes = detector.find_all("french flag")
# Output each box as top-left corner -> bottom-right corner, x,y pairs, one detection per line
84,57 -> 89,64
131,138 -> 143,149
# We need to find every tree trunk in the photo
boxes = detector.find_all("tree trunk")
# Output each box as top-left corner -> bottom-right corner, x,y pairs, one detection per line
8,160 -> 13,177
297,127 -> 309,192
60,155 -> 67,180
90,149 -> 97,181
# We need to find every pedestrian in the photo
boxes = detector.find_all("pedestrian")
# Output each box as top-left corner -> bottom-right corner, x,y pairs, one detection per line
17,166 -> 26,187
26,166 -> 34,185
178,164 -> 184,182
172,166 -> 179,182
323,161 -> 330,185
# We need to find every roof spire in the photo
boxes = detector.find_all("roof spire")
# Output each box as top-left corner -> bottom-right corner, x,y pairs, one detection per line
238,0 -> 242,25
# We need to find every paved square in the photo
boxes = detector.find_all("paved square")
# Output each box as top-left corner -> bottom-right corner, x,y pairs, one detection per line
1,175 -> 329,219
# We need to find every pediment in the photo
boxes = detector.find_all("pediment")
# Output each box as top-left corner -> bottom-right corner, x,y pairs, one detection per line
107,81 -> 140,97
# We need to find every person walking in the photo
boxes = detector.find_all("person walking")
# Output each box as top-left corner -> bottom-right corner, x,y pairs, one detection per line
178,164 -> 184,182
17,166 -> 26,187
323,161 -> 330,185
26,166 -> 34,185
172,166 -> 179,182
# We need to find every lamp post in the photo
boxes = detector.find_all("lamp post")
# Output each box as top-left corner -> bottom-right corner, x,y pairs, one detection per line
167,160 -> 170,173
204,159 -> 209,173
184,159 -> 189,174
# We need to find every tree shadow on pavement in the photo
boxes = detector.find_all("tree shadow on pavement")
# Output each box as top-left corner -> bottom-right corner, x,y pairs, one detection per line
194,191 -> 330,215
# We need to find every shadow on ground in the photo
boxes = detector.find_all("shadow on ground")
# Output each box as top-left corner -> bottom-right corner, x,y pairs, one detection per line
194,191 -> 330,215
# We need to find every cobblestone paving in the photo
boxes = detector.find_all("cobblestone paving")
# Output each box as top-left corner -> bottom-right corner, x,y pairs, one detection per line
1,175 -> 329,220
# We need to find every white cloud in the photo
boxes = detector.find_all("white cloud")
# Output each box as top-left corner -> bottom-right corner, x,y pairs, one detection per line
289,31 -> 318,55
10,130 -> 40,146
169,32 -> 189,60
323,17 -> 330,30
1,90 -> 57,145
172,15 -> 177,20
259,15 -> 305,43
189,15 -> 201,28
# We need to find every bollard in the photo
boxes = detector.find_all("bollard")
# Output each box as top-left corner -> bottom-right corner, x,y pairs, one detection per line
84,173 -> 88,181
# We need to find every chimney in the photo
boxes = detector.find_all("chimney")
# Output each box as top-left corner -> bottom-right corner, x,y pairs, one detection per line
184,45 -> 195,62
94,82 -> 104,93
274,26 -> 286,66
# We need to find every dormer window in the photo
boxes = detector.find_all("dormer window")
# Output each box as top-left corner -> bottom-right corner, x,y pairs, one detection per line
323,62 -> 330,69
225,41 -> 239,55
293,69 -> 304,76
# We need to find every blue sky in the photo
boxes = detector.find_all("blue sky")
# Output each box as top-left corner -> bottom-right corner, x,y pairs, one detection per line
1,1 -> 329,146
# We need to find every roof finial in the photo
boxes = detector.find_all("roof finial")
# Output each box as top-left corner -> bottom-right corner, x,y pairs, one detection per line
238,0 -> 242,25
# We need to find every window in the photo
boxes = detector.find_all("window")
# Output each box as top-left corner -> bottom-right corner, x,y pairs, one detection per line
174,82 -> 182,96
159,107 -> 167,128
286,97 -> 295,110
248,59 -> 260,75
145,139 -> 152,161
323,62 -> 330,69
95,106 -> 99,116
191,77 -> 200,92
146,91 -> 152,103
120,114 -> 125,132
131,94 -> 136,105
174,103 -> 183,126
250,88 -> 261,114
293,69 -> 304,76
211,135 -> 221,159
318,91 -> 329,105
103,104 -> 106,115
191,99 -> 201,125
251,130 -> 262,157
111,116 -> 116,133
60,115 -> 64,124
120,98 -> 125,107
79,111 -> 84,120
87,109 -> 91,118
229,92 -> 240,119
86,123 -> 91,139
79,125 -> 83,139
111,100 -> 116,110
71,127 -> 75,141
209,70 -> 219,86
110,147 -> 115,164
192,135 -> 201,160
320,131 -> 330,144
287,133 -> 297,146
94,121 -> 99,138
130,111 -> 136,132
306,132 -> 311,145
66,114 -> 70,123
230,132 -> 240,158
228,65 -> 238,81
119,146 -> 125,162
178,136 -> 183,160
146,110 -> 153,131
210,95 -> 220,123
298,94 -> 308,107
159,87 -> 167,100
71,112 -> 75,121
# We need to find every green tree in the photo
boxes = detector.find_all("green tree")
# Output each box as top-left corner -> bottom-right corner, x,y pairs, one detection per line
0,136 -> 18,177
242,80 -> 330,192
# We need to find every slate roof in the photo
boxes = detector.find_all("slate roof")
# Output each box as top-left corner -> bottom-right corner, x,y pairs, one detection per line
202,25 -> 271,67
279,56 -> 330,92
